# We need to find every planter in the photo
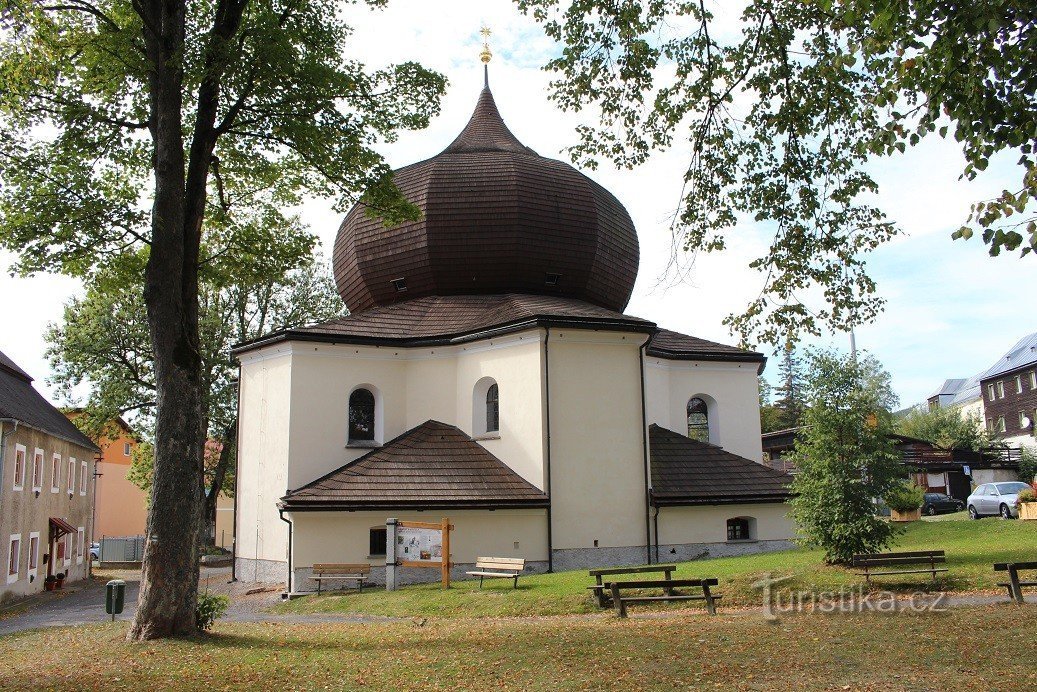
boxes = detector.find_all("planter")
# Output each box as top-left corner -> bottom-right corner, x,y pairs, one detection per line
1019,502 -> 1037,521
890,508 -> 922,522
44,580 -> 56,592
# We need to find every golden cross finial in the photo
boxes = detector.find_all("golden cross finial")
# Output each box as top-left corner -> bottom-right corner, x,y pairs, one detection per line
479,25 -> 492,64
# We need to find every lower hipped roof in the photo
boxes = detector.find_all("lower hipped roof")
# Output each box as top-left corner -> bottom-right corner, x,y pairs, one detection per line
650,424 -> 792,505
281,420 -> 549,511
232,294 -> 764,369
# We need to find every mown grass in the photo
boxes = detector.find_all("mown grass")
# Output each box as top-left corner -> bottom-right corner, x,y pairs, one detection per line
1,605 -> 1035,690
277,518 -> 1037,618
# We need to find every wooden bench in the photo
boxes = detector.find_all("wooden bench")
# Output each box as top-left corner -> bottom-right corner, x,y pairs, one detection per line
852,550 -> 947,583
608,578 -> 721,618
312,563 -> 371,595
466,557 -> 525,588
994,561 -> 1037,604
586,564 -> 677,607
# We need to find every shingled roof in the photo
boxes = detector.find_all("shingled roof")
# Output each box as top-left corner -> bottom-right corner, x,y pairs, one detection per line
0,349 -> 98,452
650,424 -> 791,505
646,329 -> 766,367
281,420 -> 549,511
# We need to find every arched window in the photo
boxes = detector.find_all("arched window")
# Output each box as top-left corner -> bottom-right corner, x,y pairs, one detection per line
348,388 -> 376,442
486,383 -> 499,433
687,397 -> 709,443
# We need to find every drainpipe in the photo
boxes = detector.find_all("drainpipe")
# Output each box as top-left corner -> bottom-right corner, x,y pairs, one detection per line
543,328 -> 554,573
230,370 -> 242,583
653,505 -> 661,563
278,508 -> 293,594
638,338 -> 652,565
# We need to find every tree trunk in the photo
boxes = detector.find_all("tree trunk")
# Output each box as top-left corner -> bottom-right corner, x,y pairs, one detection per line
128,0 -> 206,641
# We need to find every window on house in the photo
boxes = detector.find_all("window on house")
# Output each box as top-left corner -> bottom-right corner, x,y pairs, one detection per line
1016,375 -> 1024,394
348,388 -> 376,442
1030,371 -> 1037,389
62,533 -> 71,566
12,444 -> 26,491
51,453 -> 61,492
80,460 -> 88,496
727,518 -> 752,541
997,381 -> 1005,399
27,533 -> 39,578
369,527 -> 387,557
987,384 -> 996,400
123,442 -> 131,456
76,528 -> 85,565
486,383 -> 499,433
67,458 -> 75,494
32,449 -> 43,491
986,418 -> 993,431
8,535 -> 20,583
997,416 -> 1006,433
687,397 -> 710,443
1020,411 -> 1032,430
56,535 -> 65,563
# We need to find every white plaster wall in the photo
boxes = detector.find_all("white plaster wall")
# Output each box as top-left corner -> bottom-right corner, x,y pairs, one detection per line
644,358 -> 764,462
656,502 -> 794,545
547,330 -> 650,551
289,509 -> 548,568
235,349 -> 293,565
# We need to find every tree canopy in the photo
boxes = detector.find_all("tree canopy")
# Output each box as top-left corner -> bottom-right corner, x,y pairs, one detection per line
519,0 -> 1037,346
896,405 -> 995,451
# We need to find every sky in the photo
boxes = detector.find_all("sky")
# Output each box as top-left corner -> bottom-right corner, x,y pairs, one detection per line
1,0 -> 1034,411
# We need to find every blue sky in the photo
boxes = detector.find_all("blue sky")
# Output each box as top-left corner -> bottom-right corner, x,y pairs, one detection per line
1,0 -> 1034,410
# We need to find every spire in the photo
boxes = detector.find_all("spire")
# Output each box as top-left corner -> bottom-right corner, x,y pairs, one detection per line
479,26 -> 492,88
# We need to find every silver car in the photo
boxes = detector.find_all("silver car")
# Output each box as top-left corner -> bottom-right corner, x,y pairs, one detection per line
966,481 -> 1031,519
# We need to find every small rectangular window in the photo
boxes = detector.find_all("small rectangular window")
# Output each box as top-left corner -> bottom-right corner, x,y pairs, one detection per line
986,418 -> 993,431
27,533 -> 39,578
124,442 -> 131,456
67,458 -> 76,494
1015,375 -> 1023,393
12,444 -> 26,491
80,460 -> 88,496
62,533 -> 71,566
369,527 -> 387,557
988,384 -> 996,400
7,535 -> 20,583
32,449 -> 44,491
76,528 -> 85,565
51,453 -> 61,492
997,381 -> 1005,399
997,416 -> 1006,433
1020,411 -> 1029,429
1030,371 -> 1036,389
727,518 -> 751,541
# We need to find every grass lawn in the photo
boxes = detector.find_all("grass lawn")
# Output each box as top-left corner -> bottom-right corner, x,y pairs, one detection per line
1,605 -> 1035,690
278,518 -> 1037,618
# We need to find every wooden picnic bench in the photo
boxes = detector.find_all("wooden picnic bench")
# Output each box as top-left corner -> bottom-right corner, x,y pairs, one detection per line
466,557 -> 525,588
586,564 -> 677,607
312,563 -> 371,595
608,578 -> 721,618
994,561 -> 1037,604
852,550 -> 947,583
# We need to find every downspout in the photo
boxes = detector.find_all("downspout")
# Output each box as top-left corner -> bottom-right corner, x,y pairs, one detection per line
639,339 -> 652,565
231,370 -> 242,583
543,328 -> 553,573
653,505 -> 660,563
278,508 -> 293,594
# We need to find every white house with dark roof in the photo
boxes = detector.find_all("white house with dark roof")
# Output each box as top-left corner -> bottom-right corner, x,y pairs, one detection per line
233,70 -> 794,591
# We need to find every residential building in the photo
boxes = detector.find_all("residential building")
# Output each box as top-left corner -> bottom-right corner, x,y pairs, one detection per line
234,69 -> 795,591
1,350 -> 98,600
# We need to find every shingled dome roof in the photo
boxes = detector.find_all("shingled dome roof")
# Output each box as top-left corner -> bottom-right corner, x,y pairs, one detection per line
333,78 -> 640,313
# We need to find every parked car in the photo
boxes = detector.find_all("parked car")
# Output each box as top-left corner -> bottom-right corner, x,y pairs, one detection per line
921,492 -> 964,516
966,482 -> 1031,519
89,542 -> 100,561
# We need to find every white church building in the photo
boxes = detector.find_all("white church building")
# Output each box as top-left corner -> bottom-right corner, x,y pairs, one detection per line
232,71 -> 795,591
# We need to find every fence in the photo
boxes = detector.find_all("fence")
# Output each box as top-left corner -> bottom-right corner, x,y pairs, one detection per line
99,535 -> 146,562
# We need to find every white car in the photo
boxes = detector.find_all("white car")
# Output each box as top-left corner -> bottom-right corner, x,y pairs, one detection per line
966,482 -> 1030,519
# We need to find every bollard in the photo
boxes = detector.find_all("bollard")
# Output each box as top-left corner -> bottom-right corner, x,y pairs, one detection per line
105,579 -> 126,622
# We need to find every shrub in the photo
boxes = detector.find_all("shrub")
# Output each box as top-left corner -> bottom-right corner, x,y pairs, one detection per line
1016,487 -> 1037,508
884,483 -> 925,513
196,592 -> 229,632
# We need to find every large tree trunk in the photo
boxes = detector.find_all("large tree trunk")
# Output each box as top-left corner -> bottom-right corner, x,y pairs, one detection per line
128,0 -> 206,641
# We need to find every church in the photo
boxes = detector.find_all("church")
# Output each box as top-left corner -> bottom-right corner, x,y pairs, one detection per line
232,66 -> 795,592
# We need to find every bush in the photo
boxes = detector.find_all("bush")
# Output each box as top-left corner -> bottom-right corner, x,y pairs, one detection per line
1016,487 -> 1037,508
196,592 -> 229,632
884,483 -> 925,512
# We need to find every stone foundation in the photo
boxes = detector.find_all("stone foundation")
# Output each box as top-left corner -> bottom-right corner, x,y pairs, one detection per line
235,557 -> 288,586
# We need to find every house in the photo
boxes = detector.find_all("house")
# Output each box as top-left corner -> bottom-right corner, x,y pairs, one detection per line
65,412 -> 148,541
1,350 -> 98,600
233,67 -> 795,591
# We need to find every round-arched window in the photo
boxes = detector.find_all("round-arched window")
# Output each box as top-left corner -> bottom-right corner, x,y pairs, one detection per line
348,388 -> 376,442
687,397 -> 709,443
486,383 -> 499,433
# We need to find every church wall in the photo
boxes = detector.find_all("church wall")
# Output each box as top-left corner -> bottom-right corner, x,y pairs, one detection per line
655,502 -> 795,561
404,354 -> 458,430
547,331 -> 651,554
287,508 -> 548,590
236,348 -> 293,570
454,331 -> 546,489
644,358 -> 765,463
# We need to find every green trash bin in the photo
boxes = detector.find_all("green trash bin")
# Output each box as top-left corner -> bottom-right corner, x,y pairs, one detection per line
105,579 -> 126,621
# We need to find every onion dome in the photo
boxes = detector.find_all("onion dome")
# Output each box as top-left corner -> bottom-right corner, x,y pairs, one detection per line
332,76 -> 639,313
